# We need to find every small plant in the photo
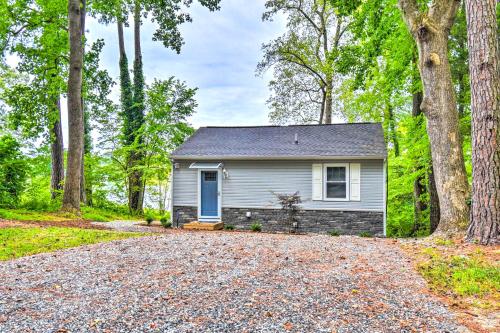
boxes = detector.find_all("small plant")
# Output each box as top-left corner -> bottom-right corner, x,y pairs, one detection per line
145,211 -> 155,225
251,222 -> 262,232
160,216 -> 172,228
328,230 -> 340,236
224,224 -> 235,230
434,238 -> 454,246
359,231 -> 372,237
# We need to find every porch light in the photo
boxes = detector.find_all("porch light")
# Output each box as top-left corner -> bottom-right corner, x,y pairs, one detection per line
223,168 -> 229,179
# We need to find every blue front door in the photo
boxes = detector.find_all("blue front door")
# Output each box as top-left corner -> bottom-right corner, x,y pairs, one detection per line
201,171 -> 218,217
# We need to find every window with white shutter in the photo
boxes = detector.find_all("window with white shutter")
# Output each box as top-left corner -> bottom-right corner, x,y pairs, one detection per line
323,163 -> 349,200
349,163 -> 361,201
312,164 -> 323,200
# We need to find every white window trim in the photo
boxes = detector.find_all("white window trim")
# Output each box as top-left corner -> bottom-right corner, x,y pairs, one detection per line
323,163 -> 350,201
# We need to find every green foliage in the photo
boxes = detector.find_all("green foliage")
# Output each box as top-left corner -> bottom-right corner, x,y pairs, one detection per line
251,222 -> 262,232
224,224 -> 235,230
418,249 -> 500,297
328,230 -> 340,236
160,216 -> 172,228
0,227 -> 144,260
0,135 -> 28,206
359,231 -> 372,238
145,211 -> 155,224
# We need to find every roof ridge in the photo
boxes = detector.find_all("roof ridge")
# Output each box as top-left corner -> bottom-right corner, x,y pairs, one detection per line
202,122 -> 381,129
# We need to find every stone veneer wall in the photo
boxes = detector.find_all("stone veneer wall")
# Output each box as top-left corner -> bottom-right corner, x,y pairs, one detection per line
173,206 -> 384,235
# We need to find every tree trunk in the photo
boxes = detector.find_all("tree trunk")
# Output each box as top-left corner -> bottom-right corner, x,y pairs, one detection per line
399,0 -> 470,236
411,90 -> 427,234
386,102 -> 400,157
429,161 -> 441,233
465,0 -> 500,245
318,87 -> 325,124
62,0 -> 84,212
50,96 -> 64,199
80,0 -> 87,205
323,76 -> 333,124
127,0 -> 145,214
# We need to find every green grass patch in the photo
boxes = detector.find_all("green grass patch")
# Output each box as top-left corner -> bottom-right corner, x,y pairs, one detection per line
0,207 -> 141,223
81,206 -> 140,222
0,208 -> 69,221
0,226 -> 144,261
418,248 -> 500,298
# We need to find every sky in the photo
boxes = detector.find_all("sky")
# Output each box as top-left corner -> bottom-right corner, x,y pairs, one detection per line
73,0 -> 286,135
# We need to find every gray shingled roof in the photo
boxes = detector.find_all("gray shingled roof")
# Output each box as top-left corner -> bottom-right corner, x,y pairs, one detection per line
171,123 -> 387,159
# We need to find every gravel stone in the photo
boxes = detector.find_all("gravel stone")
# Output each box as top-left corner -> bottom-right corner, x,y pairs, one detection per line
0,233 -> 468,332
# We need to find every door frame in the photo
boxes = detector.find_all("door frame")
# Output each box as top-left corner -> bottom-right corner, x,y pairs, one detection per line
197,168 -> 222,221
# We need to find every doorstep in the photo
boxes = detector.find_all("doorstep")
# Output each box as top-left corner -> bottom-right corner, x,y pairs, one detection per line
183,221 -> 224,231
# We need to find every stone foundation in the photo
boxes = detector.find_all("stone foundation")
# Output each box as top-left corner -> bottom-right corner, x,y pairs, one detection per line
173,205 -> 384,235
172,206 -> 197,228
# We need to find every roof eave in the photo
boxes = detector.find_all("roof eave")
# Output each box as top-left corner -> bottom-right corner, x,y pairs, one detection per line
171,154 -> 387,161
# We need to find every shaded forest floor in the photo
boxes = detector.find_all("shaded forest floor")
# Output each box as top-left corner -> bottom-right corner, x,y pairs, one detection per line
400,238 -> 499,333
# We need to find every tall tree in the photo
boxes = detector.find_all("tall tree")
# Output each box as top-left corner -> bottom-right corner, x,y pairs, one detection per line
62,0 -> 85,212
105,0 -> 220,213
259,0 -> 356,124
465,0 -> 499,245
0,0 -> 68,200
127,0 -> 146,214
398,0 -> 470,235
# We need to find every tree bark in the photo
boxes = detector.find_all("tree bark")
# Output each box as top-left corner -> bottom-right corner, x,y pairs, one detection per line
429,161 -> 441,233
50,96 -> 64,199
465,0 -> 500,245
399,0 -> 470,236
80,0 -> 87,205
62,0 -> 84,212
323,76 -> 333,124
411,90 -> 427,234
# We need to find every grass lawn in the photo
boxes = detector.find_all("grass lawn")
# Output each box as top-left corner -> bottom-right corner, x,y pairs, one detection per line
0,206 -> 141,222
0,227 -> 145,261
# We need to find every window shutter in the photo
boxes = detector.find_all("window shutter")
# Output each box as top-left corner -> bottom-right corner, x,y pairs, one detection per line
350,163 -> 361,201
312,164 -> 323,200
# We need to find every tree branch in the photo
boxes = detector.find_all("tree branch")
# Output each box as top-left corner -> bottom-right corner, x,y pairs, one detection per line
397,0 -> 420,32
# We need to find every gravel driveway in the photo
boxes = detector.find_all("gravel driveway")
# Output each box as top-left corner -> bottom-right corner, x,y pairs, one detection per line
0,232 -> 467,333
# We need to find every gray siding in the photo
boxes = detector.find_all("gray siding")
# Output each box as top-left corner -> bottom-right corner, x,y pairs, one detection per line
173,160 -> 384,211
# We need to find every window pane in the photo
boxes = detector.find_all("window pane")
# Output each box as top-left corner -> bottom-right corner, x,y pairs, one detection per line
204,172 -> 217,181
326,167 -> 346,181
327,183 -> 346,198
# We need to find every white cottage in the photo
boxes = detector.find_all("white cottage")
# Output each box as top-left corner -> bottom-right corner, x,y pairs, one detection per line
170,123 -> 387,235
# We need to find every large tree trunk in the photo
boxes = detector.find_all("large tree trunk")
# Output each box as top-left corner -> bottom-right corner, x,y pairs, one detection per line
79,0 -> 87,205
399,0 -> 470,236
62,0 -> 84,212
465,0 -> 500,245
128,0 -> 145,214
50,96 -> 64,199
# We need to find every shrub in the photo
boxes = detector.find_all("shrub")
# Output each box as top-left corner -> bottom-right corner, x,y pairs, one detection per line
224,224 -> 235,230
328,230 -> 340,236
359,231 -> 372,238
251,222 -> 262,232
160,216 -> 171,228
145,211 -> 155,225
